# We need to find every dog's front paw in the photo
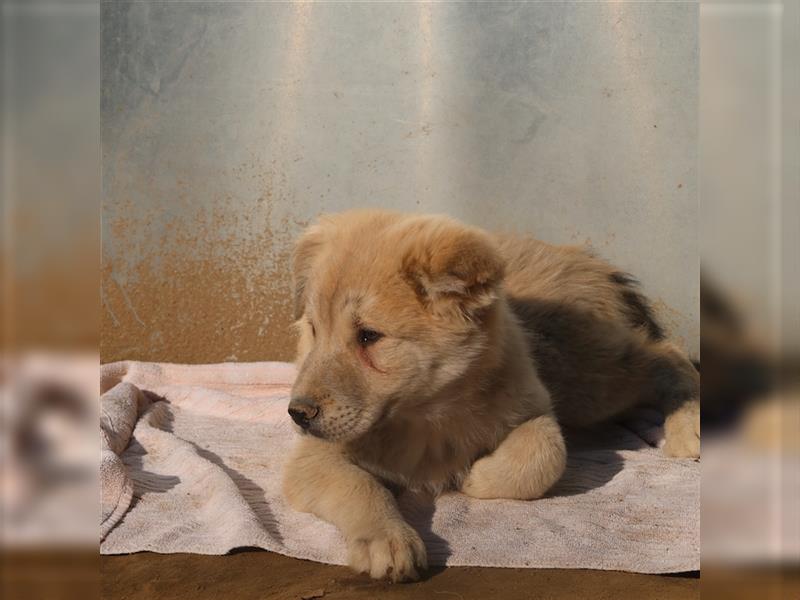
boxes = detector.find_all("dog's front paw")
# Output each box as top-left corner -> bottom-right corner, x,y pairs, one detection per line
664,401 -> 700,458
461,455 -> 501,499
347,522 -> 427,582
461,414 -> 566,500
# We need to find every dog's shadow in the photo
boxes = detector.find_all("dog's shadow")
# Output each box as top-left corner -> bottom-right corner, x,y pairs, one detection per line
547,426 -> 630,497
390,426 -> 631,580
396,491 -> 452,581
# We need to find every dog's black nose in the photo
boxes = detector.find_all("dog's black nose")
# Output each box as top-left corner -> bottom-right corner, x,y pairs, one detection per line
288,400 -> 319,429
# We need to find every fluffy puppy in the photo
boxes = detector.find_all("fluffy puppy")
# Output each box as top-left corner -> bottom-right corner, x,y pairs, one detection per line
282,210 -> 699,581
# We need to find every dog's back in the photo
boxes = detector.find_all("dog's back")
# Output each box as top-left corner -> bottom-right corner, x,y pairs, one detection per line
496,235 -> 698,437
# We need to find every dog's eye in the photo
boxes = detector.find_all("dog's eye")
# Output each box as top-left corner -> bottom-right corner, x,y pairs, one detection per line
357,328 -> 383,346
309,321 -> 316,338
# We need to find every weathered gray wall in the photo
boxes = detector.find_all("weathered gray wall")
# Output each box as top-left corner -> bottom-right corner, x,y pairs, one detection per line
102,2 -> 698,363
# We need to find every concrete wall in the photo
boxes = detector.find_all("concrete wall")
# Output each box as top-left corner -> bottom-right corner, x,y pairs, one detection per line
101,2 -> 698,364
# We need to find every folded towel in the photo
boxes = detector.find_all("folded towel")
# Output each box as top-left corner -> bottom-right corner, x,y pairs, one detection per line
100,382 -> 147,539
99,361 -> 699,573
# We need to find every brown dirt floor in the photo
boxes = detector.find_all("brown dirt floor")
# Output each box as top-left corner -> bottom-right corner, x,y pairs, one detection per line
99,550 -> 700,600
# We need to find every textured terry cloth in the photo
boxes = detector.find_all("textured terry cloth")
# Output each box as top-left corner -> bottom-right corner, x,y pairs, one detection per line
100,382 -> 143,539
99,361 -> 699,573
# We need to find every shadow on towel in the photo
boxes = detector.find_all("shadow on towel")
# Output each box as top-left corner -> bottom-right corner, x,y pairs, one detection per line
151,400 -> 286,547
187,442 -> 285,546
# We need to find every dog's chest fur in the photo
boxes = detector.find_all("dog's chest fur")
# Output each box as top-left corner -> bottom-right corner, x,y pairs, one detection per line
345,383 -> 532,493
347,417 -> 497,493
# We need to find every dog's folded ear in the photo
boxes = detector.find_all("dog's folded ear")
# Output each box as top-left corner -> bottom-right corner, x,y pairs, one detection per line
401,219 -> 505,317
292,225 -> 325,320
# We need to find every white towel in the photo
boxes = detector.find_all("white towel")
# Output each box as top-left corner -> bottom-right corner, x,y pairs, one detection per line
99,361 -> 699,573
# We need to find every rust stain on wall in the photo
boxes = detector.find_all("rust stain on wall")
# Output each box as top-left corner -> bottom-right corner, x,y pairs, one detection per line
102,166 -> 304,364
101,257 -> 297,364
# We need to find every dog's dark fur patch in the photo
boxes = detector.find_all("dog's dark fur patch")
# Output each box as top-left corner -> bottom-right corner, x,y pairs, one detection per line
609,272 -> 665,341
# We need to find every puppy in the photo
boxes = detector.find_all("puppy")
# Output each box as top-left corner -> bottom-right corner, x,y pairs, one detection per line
282,210 -> 699,581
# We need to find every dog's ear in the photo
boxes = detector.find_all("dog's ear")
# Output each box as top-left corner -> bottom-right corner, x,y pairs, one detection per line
402,220 -> 505,317
292,225 -> 325,320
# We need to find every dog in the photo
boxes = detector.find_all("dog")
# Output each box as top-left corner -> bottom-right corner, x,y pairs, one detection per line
282,210 -> 700,581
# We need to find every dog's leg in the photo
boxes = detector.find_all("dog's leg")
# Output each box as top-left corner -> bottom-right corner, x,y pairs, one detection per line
650,342 -> 701,458
460,413 -> 566,500
282,437 -> 426,582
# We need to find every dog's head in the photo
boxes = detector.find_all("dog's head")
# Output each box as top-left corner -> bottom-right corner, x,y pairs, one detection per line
287,210 -> 505,442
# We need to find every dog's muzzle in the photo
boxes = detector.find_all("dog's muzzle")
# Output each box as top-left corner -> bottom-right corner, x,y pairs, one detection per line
287,398 -> 319,430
